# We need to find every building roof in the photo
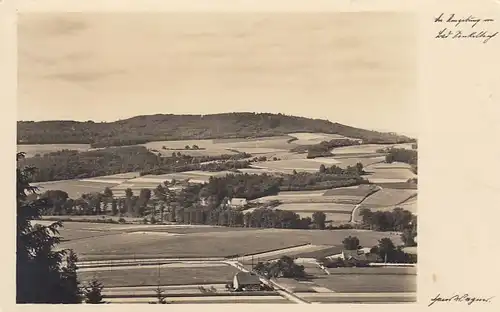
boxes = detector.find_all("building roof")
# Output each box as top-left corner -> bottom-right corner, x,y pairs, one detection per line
234,272 -> 261,285
342,249 -> 368,261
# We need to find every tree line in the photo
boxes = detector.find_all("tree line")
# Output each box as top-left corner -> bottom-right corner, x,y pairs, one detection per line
18,146 -> 251,182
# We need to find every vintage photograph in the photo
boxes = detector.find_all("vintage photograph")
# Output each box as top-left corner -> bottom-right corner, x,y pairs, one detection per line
16,12 -> 417,304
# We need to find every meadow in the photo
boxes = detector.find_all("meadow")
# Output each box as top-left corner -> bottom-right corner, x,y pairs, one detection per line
58,225 -> 402,261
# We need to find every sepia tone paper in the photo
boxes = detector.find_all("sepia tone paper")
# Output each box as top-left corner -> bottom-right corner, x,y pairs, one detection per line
2,0 -> 500,311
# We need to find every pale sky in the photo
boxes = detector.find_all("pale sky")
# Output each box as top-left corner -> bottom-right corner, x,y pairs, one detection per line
17,12 -> 417,136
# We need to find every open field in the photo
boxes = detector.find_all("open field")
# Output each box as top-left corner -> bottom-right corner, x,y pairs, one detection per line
331,144 -> 393,155
359,189 -> 417,208
104,295 -> 290,304
251,156 -> 386,174
364,167 -> 416,183
276,266 -> 416,295
311,274 -> 416,293
17,144 -> 91,157
79,264 -> 239,287
33,180 -> 121,199
275,203 -> 354,213
296,292 -> 416,304
250,187 -> 377,205
323,185 -> 378,197
363,196 -> 418,215
368,162 -> 413,170
142,136 -> 294,157
57,224 -> 402,261
100,284 -> 286,304
288,132 -> 359,145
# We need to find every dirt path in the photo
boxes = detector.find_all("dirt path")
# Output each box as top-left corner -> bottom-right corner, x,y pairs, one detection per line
350,185 -> 382,223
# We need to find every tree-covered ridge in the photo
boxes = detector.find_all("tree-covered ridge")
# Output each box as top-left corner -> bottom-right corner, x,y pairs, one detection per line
18,112 -> 414,147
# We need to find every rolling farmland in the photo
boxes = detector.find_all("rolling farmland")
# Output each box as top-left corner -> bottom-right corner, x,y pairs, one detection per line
57,224 -> 403,260
19,133 -> 416,304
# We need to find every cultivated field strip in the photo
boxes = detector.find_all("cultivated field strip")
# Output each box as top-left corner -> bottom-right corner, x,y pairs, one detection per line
104,295 -> 291,304
275,203 -> 355,213
79,265 -> 240,287
359,189 -> 417,208
297,292 -> 417,304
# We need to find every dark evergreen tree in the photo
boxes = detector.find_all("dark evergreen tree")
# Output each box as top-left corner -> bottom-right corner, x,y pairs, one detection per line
83,278 -> 104,304
16,152 -> 83,303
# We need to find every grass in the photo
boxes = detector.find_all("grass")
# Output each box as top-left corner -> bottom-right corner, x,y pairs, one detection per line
275,203 -> 354,213
311,274 -> 417,293
323,185 -> 378,197
79,265 -> 239,287
326,267 -> 417,275
59,227 -> 402,260
332,144 -> 394,155
364,197 -> 418,215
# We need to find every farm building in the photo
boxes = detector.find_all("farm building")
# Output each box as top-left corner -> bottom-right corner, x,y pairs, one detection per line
337,248 -> 381,265
228,198 -> 248,208
232,272 -> 261,291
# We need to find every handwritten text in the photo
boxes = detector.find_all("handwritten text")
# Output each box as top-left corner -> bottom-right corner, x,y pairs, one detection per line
434,13 -> 498,44
428,293 -> 495,307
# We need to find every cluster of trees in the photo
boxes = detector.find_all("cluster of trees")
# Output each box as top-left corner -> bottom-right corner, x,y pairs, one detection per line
280,166 -> 367,192
17,152 -> 104,304
200,174 -> 282,203
249,155 -> 282,162
18,146 -> 252,182
18,113 -> 415,147
39,187 -> 154,218
20,146 -> 160,182
319,236 -> 417,268
290,139 -> 361,157
253,256 -> 306,279
319,163 -> 364,175
162,144 -> 202,150
306,139 -> 362,158
382,147 -> 418,174
359,208 -> 417,247
359,207 -> 414,231
369,238 -> 417,263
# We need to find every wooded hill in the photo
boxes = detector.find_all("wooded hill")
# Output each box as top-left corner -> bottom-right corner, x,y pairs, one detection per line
18,112 -> 414,147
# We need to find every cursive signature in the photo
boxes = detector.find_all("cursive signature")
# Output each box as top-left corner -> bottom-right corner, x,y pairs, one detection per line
428,293 -> 495,307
